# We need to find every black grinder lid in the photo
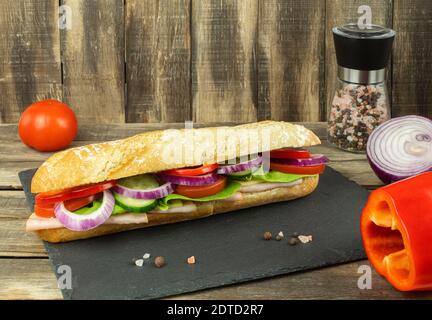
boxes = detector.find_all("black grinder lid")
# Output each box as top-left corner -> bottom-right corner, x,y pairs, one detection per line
333,23 -> 395,71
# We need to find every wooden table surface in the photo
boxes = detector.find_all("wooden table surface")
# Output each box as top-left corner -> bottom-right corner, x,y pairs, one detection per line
1,122 -> 431,300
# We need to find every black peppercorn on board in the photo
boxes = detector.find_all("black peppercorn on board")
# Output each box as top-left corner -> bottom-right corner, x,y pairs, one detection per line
19,167 -> 367,300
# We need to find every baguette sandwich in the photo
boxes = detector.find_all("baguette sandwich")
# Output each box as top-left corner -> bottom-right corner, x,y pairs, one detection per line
26,121 -> 327,243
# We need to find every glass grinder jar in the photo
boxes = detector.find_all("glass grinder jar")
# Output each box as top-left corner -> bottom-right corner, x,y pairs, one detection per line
327,24 -> 395,153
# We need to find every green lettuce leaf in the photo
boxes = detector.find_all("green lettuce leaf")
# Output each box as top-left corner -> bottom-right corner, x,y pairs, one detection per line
228,166 -> 314,183
88,200 -> 126,216
251,166 -> 316,183
157,181 -> 242,210
156,168 -> 315,211
72,201 -> 102,215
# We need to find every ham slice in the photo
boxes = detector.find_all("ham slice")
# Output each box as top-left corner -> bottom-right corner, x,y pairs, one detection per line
148,202 -> 197,214
107,214 -> 149,225
26,183 -> 301,231
26,213 -> 149,231
239,179 -> 302,193
26,214 -> 64,231
26,202 -> 198,231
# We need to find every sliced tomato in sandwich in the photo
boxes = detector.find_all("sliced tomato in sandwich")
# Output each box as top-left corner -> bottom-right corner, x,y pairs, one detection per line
162,164 -> 218,176
34,203 -> 56,218
270,148 -> 311,159
174,176 -> 227,198
34,194 -> 101,218
35,180 -> 116,207
270,162 -> 325,175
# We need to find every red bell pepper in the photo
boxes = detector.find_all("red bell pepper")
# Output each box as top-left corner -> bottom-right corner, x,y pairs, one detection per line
361,172 -> 432,291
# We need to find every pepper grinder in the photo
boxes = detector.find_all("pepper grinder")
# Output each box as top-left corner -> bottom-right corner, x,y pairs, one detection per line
327,23 -> 395,153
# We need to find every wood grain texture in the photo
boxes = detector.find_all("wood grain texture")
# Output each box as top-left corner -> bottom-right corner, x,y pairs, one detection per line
0,0 -> 61,123
172,261 -> 432,300
192,0 -> 258,122
0,219 -> 46,257
258,0 -> 325,121
1,258 -> 432,299
61,0 -> 125,124
0,191 -> 46,256
0,259 -> 62,299
0,122 -> 240,141
126,0 -> 191,122
327,160 -> 383,189
325,0 -> 393,118
392,0 -> 432,117
1,1 -> 432,123
0,122 -> 328,142
0,191 -> 30,219
0,162 -> 40,190
0,140 -> 94,163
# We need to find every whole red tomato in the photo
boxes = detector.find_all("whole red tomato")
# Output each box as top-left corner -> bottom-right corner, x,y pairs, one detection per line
18,100 -> 78,152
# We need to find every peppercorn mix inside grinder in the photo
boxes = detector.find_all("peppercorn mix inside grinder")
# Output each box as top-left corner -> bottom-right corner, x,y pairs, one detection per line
328,24 -> 395,153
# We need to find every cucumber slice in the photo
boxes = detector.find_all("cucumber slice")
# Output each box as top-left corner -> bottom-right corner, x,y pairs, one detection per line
229,170 -> 252,177
117,174 -> 159,190
114,174 -> 161,213
228,170 -> 253,181
113,192 -> 157,213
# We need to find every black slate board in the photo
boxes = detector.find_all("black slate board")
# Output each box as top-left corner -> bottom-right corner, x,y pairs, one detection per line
19,167 -> 367,300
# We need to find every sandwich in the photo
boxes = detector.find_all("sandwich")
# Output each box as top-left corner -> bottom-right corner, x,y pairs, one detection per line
25,121 -> 328,243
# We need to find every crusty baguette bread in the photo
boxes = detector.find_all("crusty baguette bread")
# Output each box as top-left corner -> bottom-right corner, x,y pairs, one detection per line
36,176 -> 319,243
31,121 -> 320,193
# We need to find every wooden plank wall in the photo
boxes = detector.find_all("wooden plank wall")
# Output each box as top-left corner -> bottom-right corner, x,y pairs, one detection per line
392,0 -> 432,117
126,0 -> 191,122
0,0 -> 431,124
192,0 -> 258,122
61,0 -> 125,124
258,0 -> 325,122
0,0 -> 62,123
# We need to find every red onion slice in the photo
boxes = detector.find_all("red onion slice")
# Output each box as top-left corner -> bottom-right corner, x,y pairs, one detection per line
217,156 -> 263,174
112,182 -> 173,200
157,172 -> 219,186
367,115 -> 432,184
271,154 -> 329,167
54,190 -> 114,231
